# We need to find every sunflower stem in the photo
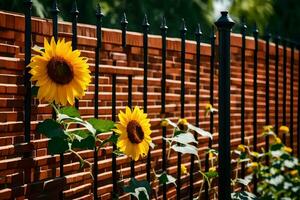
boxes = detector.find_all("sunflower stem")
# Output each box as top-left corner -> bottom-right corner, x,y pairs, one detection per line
50,102 -> 60,116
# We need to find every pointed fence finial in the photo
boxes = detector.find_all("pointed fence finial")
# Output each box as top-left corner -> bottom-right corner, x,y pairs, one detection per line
241,20 -> 247,34
96,2 -> 104,18
142,14 -> 150,27
121,12 -> 128,25
210,25 -> 216,39
160,16 -> 168,31
71,0 -> 79,15
51,0 -> 59,13
180,18 -> 187,33
195,23 -> 202,36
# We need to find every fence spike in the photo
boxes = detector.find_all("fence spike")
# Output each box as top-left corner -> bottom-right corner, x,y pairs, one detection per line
96,2 -> 104,17
180,18 -> 187,32
51,0 -> 59,14
121,12 -> 128,25
71,0 -> 79,15
195,23 -> 202,36
142,14 -> 150,27
160,16 -> 168,30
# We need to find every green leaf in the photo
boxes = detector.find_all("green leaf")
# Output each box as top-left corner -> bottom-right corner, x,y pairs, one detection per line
37,119 -> 66,139
72,135 -> 95,150
158,172 -> 177,186
163,132 -> 197,145
59,106 -> 80,118
270,143 -> 284,151
87,118 -> 115,134
236,175 -> 253,186
31,86 -> 39,97
123,178 -> 151,200
72,130 -> 92,141
48,137 -> 69,154
205,171 -> 218,179
171,144 -> 199,157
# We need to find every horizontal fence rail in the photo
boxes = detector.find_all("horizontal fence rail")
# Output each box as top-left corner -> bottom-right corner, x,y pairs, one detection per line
0,1 -> 299,199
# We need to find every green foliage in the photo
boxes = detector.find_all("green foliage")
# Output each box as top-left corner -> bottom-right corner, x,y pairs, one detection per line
254,142 -> 300,199
123,178 -> 151,200
48,137 -> 69,155
87,118 -> 115,134
157,172 -> 177,187
59,106 -> 81,118
37,119 -> 66,139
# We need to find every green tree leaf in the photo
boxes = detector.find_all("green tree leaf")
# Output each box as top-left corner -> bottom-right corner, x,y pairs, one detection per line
123,178 -> 151,200
48,137 -> 69,155
87,118 -> 115,134
205,171 -> 218,179
158,172 -> 177,187
59,106 -> 80,118
72,135 -> 95,150
37,119 -> 66,139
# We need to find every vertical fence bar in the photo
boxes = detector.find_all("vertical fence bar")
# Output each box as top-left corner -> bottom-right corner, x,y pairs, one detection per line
121,13 -> 128,48
50,1 -> 64,196
205,26 -> 215,200
51,0 -> 59,41
160,16 -> 168,200
275,35 -> 280,135
298,44 -> 300,159
23,0 -> 32,146
290,41 -> 295,152
93,4 -> 103,200
252,24 -> 259,194
240,22 -> 247,184
265,31 -> 271,162
190,24 -> 202,200
71,0 -> 79,109
142,14 -> 151,183
177,18 -> 187,200
112,74 -> 117,199
121,12 -> 135,182
215,11 -> 235,200
283,39 -> 287,144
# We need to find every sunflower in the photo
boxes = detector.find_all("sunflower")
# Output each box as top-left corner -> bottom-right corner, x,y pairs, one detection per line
114,106 -> 152,161
29,37 -> 91,105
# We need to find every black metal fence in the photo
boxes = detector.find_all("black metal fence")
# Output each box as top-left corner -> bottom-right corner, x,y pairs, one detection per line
22,0 -> 300,199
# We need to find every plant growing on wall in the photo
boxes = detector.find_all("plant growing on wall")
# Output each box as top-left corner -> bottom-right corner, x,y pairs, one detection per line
29,37 -> 115,177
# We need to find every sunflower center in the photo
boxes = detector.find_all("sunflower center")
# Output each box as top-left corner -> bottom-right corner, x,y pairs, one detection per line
127,120 -> 144,144
47,58 -> 74,85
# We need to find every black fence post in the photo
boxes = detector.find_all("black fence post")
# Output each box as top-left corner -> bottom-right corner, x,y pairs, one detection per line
190,23 -> 202,200
160,16 -> 168,200
275,34 -> 280,135
298,44 -> 300,159
265,30 -> 271,163
23,0 -> 32,146
121,13 -> 128,48
252,24 -> 259,194
283,39 -> 287,144
93,4 -> 103,200
71,0 -> 79,109
205,25 -> 215,200
177,18 -> 187,200
290,41 -> 295,153
51,0 -> 59,42
240,22 -> 247,185
142,14 -> 151,183
215,11 -> 234,200
111,74 -> 117,199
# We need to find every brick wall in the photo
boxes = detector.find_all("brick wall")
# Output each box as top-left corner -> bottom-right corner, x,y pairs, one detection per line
0,10 -> 299,199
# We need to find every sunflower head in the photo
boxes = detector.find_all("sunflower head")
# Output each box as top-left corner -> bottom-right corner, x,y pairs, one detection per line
29,37 -> 91,105
283,146 -> 292,153
114,106 -> 152,161
290,169 -> 298,177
